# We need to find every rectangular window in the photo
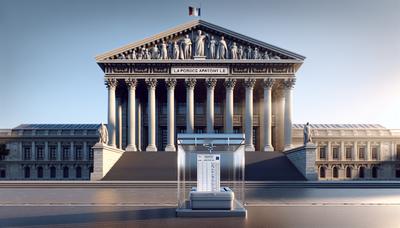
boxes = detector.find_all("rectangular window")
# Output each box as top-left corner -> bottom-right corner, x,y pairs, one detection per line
215,103 -> 223,114
332,147 -> 339,160
75,146 -> 82,160
358,147 -> 365,160
177,103 -> 186,115
319,147 -> 326,159
62,147 -> 70,160
88,146 -> 94,160
49,146 -> 57,160
36,146 -> 44,160
371,147 -> 378,160
397,145 -> 400,160
345,147 -> 352,159
195,103 -> 204,115
23,147 -> 31,160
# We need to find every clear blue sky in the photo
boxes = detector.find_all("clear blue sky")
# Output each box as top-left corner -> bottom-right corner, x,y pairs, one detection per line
0,0 -> 399,129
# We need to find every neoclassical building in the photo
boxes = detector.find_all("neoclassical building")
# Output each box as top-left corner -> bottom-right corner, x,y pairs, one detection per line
96,20 -> 302,153
1,20 -> 399,181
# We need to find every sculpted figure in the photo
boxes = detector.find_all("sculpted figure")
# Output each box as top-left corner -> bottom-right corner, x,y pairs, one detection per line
182,34 -> 192,59
263,51 -> 270,60
118,53 -> 126,59
253,47 -> 261,59
304,122 -> 312,145
131,50 -> 137,60
246,46 -> 252,59
144,48 -> 151,59
151,45 -> 160,59
173,41 -> 180,59
167,41 -> 174,59
160,41 -> 168,59
208,36 -> 217,59
194,30 -> 208,56
217,36 -> 228,59
272,54 -> 281,60
238,45 -> 244,59
98,123 -> 109,145
230,42 -> 238,59
137,48 -> 144,60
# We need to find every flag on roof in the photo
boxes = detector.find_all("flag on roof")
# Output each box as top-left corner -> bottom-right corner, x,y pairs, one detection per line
189,6 -> 201,16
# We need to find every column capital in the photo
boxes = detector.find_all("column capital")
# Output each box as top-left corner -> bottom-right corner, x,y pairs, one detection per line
185,78 -> 196,88
283,78 -> 296,89
165,78 -> 177,89
125,78 -> 137,89
224,78 -> 236,89
105,78 -> 118,89
145,78 -> 157,89
263,78 -> 275,88
244,78 -> 256,88
205,78 -> 217,88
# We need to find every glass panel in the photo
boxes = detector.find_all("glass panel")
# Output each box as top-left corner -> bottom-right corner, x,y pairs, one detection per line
177,134 -> 245,211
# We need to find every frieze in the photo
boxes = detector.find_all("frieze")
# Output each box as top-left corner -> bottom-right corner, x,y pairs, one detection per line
112,64 -> 130,73
133,67 -> 149,73
152,67 -> 169,74
232,67 -> 249,74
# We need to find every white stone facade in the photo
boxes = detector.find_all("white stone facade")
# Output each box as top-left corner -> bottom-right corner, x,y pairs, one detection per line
292,124 -> 400,180
0,124 -> 98,180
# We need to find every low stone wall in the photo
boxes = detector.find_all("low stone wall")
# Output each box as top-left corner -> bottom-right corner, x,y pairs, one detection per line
90,143 -> 124,181
284,144 -> 317,180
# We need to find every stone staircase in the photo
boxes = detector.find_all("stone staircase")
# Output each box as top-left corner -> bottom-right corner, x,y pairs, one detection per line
102,151 -> 306,181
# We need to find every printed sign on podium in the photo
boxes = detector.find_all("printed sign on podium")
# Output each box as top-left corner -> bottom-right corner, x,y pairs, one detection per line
197,154 -> 220,192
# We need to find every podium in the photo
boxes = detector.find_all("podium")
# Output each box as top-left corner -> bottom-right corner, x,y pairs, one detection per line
176,134 -> 247,217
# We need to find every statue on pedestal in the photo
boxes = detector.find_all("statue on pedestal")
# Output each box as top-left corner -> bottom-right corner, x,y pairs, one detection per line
217,36 -> 227,59
246,46 -> 252,59
182,34 -> 192,59
230,42 -> 238,59
173,41 -> 180,59
238,45 -> 244,59
151,45 -> 160,59
304,122 -> 312,145
194,30 -> 208,56
208,36 -> 217,59
160,41 -> 168,59
98,123 -> 109,145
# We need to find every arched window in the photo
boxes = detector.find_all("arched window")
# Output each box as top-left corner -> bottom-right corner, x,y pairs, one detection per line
0,169 -> 5,178
346,167 -> 352,178
372,166 -> 378,178
333,167 -> 339,179
63,166 -> 69,178
319,167 -> 326,178
50,166 -> 56,178
37,166 -> 43,178
76,166 -> 82,178
24,166 -> 30,178
359,166 -> 365,178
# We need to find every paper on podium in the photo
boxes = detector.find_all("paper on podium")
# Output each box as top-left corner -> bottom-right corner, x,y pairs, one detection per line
197,154 -> 220,192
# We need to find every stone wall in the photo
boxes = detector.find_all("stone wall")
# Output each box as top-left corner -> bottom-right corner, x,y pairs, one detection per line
91,143 -> 124,181
284,144 -> 317,180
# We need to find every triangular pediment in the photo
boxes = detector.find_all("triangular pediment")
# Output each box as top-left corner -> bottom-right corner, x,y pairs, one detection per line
95,20 -> 305,62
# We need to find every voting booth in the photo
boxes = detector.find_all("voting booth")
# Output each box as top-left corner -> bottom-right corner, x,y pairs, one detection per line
176,134 -> 246,217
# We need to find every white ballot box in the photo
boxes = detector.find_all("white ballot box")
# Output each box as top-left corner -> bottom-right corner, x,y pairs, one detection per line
176,134 -> 246,217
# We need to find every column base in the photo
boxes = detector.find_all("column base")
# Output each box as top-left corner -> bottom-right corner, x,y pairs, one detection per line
165,144 -> 176,151
146,144 -> 158,152
263,145 -> 274,152
108,143 -> 116,148
284,144 -> 293,151
245,144 -> 255,151
125,144 -> 137,152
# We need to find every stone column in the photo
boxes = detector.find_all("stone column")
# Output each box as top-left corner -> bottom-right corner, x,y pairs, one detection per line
327,141 -> 332,160
185,78 -> 196,133
117,98 -> 123,149
31,141 -> 35,160
106,78 -> 118,147
283,78 -> 295,150
145,78 -> 157,151
125,78 -> 137,152
57,142 -> 61,161
244,78 -> 256,151
340,141 -> 345,160
70,141 -> 74,161
366,141 -> 371,160
83,141 -> 87,160
165,78 -> 177,151
44,141 -> 49,160
263,78 -> 274,152
353,141 -> 358,161
224,79 -> 236,133
206,78 -> 217,133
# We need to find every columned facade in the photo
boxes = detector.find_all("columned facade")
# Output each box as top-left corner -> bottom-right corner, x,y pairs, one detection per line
145,78 -> 157,151
244,79 -> 256,151
106,78 -> 117,147
263,78 -> 274,152
165,78 -> 177,151
125,78 -> 137,152
206,78 -> 217,133
283,78 -> 295,150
